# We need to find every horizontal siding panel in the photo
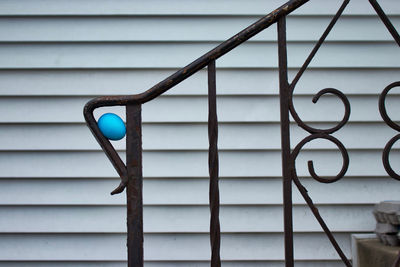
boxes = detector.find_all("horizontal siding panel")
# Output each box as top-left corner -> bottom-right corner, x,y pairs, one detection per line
0,150 -> 400,177
0,0 -> 398,265
0,122 -> 398,151
0,0 -> 397,266
0,150 -> 399,178
1,95 -> 398,123
0,205 -> 375,233
0,262 -> 345,267
0,263 -> 128,267
0,69 -> 399,96
0,178 -> 398,205
0,42 -> 398,69
0,16 -> 398,42
0,0 -> 398,15
0,233 -> 351,261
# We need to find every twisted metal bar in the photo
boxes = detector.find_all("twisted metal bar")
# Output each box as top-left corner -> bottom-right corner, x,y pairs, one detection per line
208,60 -> 221,267
379,81 -> 400,181
84,3 -> 312,266
83,0 -> 310,195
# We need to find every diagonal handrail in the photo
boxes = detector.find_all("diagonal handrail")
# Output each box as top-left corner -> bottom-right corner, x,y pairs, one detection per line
83,1 -> 311,266
85,0 -> 309,107
82,0 -> 400,266
85,0 -> 309,111
83,0 -> 310,195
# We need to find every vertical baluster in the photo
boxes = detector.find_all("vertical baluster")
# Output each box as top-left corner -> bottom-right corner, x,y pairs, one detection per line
277,16 -> 294,267
126,104 -> 144,267
208,60 -> 221,267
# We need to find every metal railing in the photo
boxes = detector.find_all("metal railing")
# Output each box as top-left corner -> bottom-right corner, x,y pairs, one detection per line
83,0 -> 400,266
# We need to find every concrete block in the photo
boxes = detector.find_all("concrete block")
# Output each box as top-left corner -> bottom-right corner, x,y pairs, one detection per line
373,201 -> 400,246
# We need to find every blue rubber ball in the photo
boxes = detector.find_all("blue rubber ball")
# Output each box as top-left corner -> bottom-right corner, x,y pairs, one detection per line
98,113 -> 126,140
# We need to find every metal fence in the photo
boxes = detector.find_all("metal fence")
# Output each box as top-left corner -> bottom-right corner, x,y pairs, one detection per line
83,0 -> 400,266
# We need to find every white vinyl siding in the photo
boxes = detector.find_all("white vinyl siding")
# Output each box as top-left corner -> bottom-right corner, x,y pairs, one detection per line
0,0 -> 399,266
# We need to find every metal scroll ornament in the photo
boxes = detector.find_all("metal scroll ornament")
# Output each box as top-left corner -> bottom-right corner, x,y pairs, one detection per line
285,0 -> 400,266
288,0 -> 351,190
284,0 -> 352,266
379,81 -> 400,181
289,0 -> 351,183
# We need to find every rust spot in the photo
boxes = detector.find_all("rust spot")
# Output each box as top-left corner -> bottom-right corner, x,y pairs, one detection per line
131,159 -> 138,167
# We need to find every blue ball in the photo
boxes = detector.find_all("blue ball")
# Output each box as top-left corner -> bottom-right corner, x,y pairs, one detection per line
98,113 -> 126,141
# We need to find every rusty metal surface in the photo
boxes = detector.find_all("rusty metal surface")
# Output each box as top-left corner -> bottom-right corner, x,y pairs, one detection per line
208,60 -> 221,267
373,0 -> 400,190
83,0 -> 310,196
369,0 -> 400,47
277,16 -> 294,267
83,1 -> 311,266
380,81 -> 400,181
126,104 -> 144,266
370,1 -> 400,265
82,0 -> 400,266
284,1 -> 352,265
289,0 -> 350,134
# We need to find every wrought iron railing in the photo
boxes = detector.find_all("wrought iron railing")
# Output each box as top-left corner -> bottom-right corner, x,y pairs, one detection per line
83,0 -> 400,266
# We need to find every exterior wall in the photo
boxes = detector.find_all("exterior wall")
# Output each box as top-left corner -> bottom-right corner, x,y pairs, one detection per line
0,0 -> 399,265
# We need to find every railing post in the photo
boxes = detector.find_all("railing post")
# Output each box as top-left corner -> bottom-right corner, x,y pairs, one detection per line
208,60 -> 221,267
277,16 -> 294,267
126,104 -> 144,267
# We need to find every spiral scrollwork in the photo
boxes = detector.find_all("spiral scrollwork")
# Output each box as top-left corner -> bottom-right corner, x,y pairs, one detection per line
288,87 -> 351,266
289,86 -> 350,182
289,88 -> 351,134
291,133 -> 349,183
285,0 -> 351,183
284,2 -> 352,258
288,86 -> 351,266
379,81 -> 400,181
